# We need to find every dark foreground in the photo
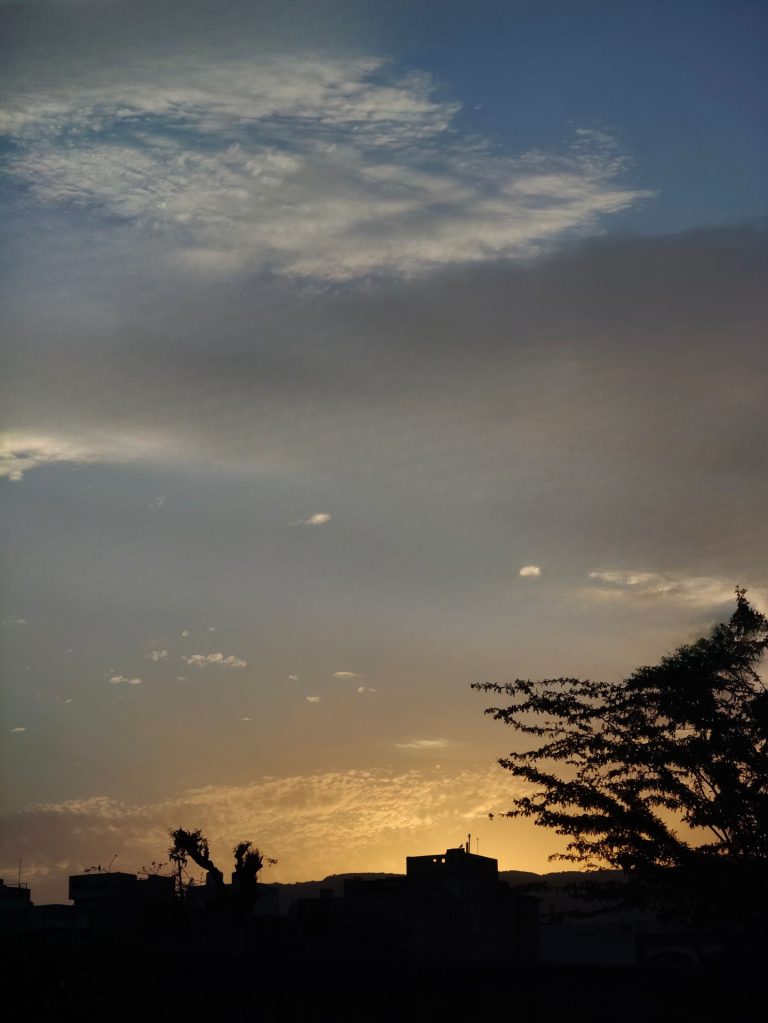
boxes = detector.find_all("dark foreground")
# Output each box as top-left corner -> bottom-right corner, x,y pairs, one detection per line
5,939 -> 760,1022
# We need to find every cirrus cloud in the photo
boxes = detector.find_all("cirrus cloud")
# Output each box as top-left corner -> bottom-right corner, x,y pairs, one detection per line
0,764 -> 530,903
394,738 -> 450,750
1,59 -> 648,282
585,571 -> 764,609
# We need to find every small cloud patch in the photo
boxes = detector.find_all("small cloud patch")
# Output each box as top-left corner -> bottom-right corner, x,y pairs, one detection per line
145,649 -> 168,662
182,653 -> 247,669
306,696 -> 322,703
519,565 -> 541,578
333,671 -> 364,679
290,513 -> 332,526
394,738 -> 449,750
10,726 -> 27,733
109,675 -> 143,685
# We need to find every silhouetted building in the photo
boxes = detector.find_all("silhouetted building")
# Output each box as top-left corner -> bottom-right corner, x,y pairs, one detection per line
404,845 -> 539,960
294,844 -> 540,962
68,871 -> 174,929
0,879 -> 32,934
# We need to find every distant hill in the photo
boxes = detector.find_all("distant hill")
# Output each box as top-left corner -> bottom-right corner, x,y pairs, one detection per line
258,869 -> 624,916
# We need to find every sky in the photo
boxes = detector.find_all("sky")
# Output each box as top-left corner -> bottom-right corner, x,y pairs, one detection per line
1,0 -> 766,904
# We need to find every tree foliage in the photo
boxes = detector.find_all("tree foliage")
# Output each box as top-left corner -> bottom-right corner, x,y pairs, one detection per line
472,589 -> 768,932
168,828 -> 276,919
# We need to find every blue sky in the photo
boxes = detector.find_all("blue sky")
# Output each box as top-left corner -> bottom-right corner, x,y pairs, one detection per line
1,0 -> 766,902
398,0 -> 767,233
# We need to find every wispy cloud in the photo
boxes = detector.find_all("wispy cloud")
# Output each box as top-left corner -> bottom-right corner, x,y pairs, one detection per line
1,617 -> 28,625
0,430 -> 181,480
305,695 -> 322,703
108,675 -> 143,686
2,60 -> 647,282
333,670 -> 364,679
0,765 -> 528,902
394,738 -> 450,750
519,565 -> 541,578
0,433 -> 99,481
9,726 -> 27,733
585,571 -> 753,608
182,653 -> 247,669
290,513 -> 332,526
145,649 -> 168,662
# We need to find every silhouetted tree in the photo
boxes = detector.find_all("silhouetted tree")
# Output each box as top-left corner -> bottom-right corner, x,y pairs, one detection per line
472,589 -> 768,939
168,828 -> 275,922
169,827 -> 225,898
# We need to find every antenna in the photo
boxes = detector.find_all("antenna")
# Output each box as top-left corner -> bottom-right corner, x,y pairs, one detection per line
466,833 -> 471,854
476,837 -> 480,855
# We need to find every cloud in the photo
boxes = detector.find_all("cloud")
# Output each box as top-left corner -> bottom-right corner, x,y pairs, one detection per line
333,670 -> 364,679
10,726 -> 27,733
356,686 -> 377,694
0,764 -> 529,904
585,571 -> 759,609
1,224 -> 765,617
238,716 -> 252,722
519,565 -> 541,578
1,56 -> 647,282
1,617 -> 28,625
182,653 -> 247,669
0,433 -> 100,481
108,675 -> 143,685
144,649 -> 168,662
288,674 -> 299,681
305,695 -> 322,703
147,495 -> 165,508
291,513 -> 332,526
394,738 -> 450,750
181,630 -> 190,637
0,430 -> 181,480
